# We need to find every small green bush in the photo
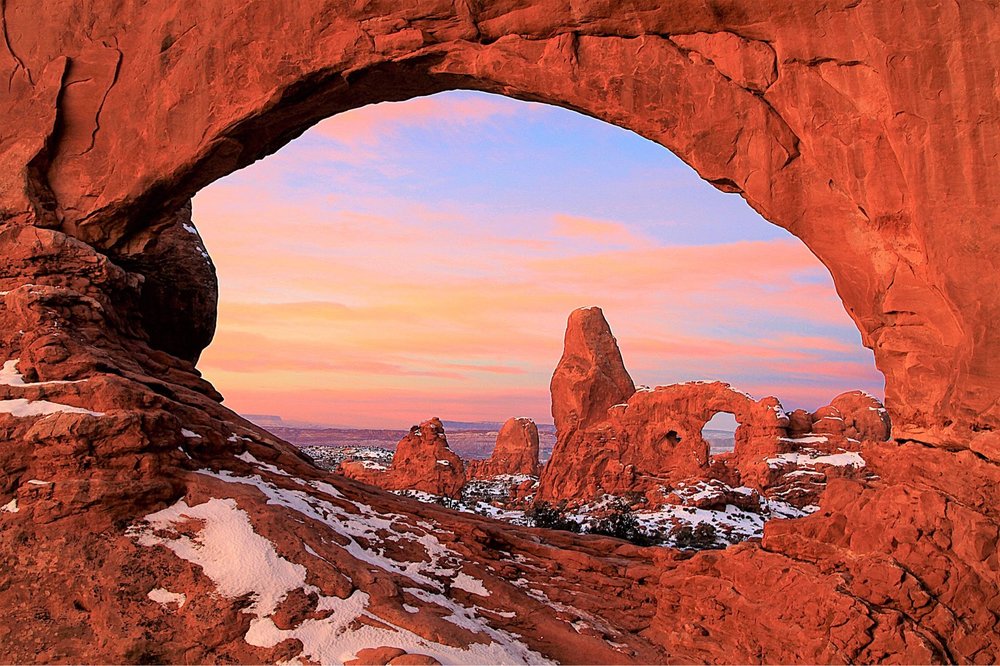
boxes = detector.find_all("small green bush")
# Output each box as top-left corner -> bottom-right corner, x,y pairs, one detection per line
588,498 -> 652,546
672,522 -> 720,550
526,500 -> 581,532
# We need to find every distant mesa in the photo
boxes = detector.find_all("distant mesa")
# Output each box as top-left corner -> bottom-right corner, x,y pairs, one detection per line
243,413 -> 284,426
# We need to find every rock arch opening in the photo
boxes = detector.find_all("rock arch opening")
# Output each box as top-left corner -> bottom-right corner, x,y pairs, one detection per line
192,89 -> 882,432
703,411 -> 737,455
1,5 -> 995,661
187,91 -> 885,541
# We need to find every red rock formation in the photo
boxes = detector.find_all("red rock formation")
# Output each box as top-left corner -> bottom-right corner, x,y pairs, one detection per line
540,348 -> 794,501
829,390 -> 892,442
341,418 -> 466,499
0,2 -> 997,663
550,307 -> 636,436
466,417 -> 541,479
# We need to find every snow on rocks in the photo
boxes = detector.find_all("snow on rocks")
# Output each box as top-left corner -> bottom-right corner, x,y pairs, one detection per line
452,572 -> 490,598
0,359 -> 83,387
147,588 -> 186,608
235,451 -> 292,477
0,398 -> 104,418
569,483 -> 811,549
0,358 -> 103,418
766,449 -> 867,470
129,471 -> 551,665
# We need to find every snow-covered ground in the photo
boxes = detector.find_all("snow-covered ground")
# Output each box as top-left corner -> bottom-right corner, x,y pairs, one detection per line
392,477 -> 815,550
301,445 -> 394,472
130,463 -> 553,665
297,443 -> 861,551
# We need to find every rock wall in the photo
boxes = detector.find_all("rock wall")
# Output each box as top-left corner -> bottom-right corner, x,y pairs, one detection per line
1,0 -> 995,446
0,1 -> 997,662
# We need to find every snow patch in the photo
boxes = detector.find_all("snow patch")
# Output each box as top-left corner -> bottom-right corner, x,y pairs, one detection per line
235,451 -> 292,477
0,359 -> 83,387
778,435 -> 830,444
148,588 -> 186,608
131,484 -> 551,665
767,449 -> 866,469
0,398 -> 103,418
133,498 -> 306,616
453,572 -> 490,597
1,498 -> 18,513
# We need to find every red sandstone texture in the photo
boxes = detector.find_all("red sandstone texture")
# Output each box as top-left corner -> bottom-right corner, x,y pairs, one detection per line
341,417 -> 466,499
466,416 -> 541,479
0,1 -> 997,663
537,308 -> 880,505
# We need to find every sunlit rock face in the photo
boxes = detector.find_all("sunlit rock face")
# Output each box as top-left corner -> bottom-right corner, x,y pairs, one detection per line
0,1 -> 997,663
537,308 -> 884,504
467,417 -> 541,479
341,417 -> 467,499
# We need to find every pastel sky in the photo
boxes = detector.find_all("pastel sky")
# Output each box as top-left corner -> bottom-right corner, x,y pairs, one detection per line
191,91 -> 884,428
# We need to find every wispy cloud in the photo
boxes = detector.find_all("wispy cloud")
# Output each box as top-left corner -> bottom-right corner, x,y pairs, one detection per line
314,93 -> 535,147
192,91 -> 882,427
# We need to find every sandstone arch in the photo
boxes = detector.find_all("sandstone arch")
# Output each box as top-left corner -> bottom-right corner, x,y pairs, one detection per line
1,1 -> 996,447
0,1 -> 998,663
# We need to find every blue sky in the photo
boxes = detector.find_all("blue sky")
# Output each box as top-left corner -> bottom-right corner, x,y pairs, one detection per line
192,90 -> 883,428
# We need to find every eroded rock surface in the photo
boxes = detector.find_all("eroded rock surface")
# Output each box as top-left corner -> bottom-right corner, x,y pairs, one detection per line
0,1 -> 997,663
341,418 -> 466,499
467,417 -> 541,479
537,309 -> 879,507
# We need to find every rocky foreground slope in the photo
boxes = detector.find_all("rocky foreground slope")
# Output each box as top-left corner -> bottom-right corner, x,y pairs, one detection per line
0,0 -> 998,663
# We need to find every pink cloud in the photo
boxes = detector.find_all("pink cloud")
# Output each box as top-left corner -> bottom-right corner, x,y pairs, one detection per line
550,214 -> 651,247
313,93 -> 532,147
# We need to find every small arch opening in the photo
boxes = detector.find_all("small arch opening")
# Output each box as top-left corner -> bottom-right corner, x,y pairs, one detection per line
703,412 -> 737,455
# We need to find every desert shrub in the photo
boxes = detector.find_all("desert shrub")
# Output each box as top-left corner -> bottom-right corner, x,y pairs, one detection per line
622,490 -> 647,508
588,498 -> 652,545
526,500 -> 581,532
672,522 -> 720,550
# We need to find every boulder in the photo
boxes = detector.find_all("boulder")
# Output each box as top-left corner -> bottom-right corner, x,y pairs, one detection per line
829,391 -> 892,442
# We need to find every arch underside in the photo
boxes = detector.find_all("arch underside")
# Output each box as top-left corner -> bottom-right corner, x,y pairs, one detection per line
0,1 -> 997,662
